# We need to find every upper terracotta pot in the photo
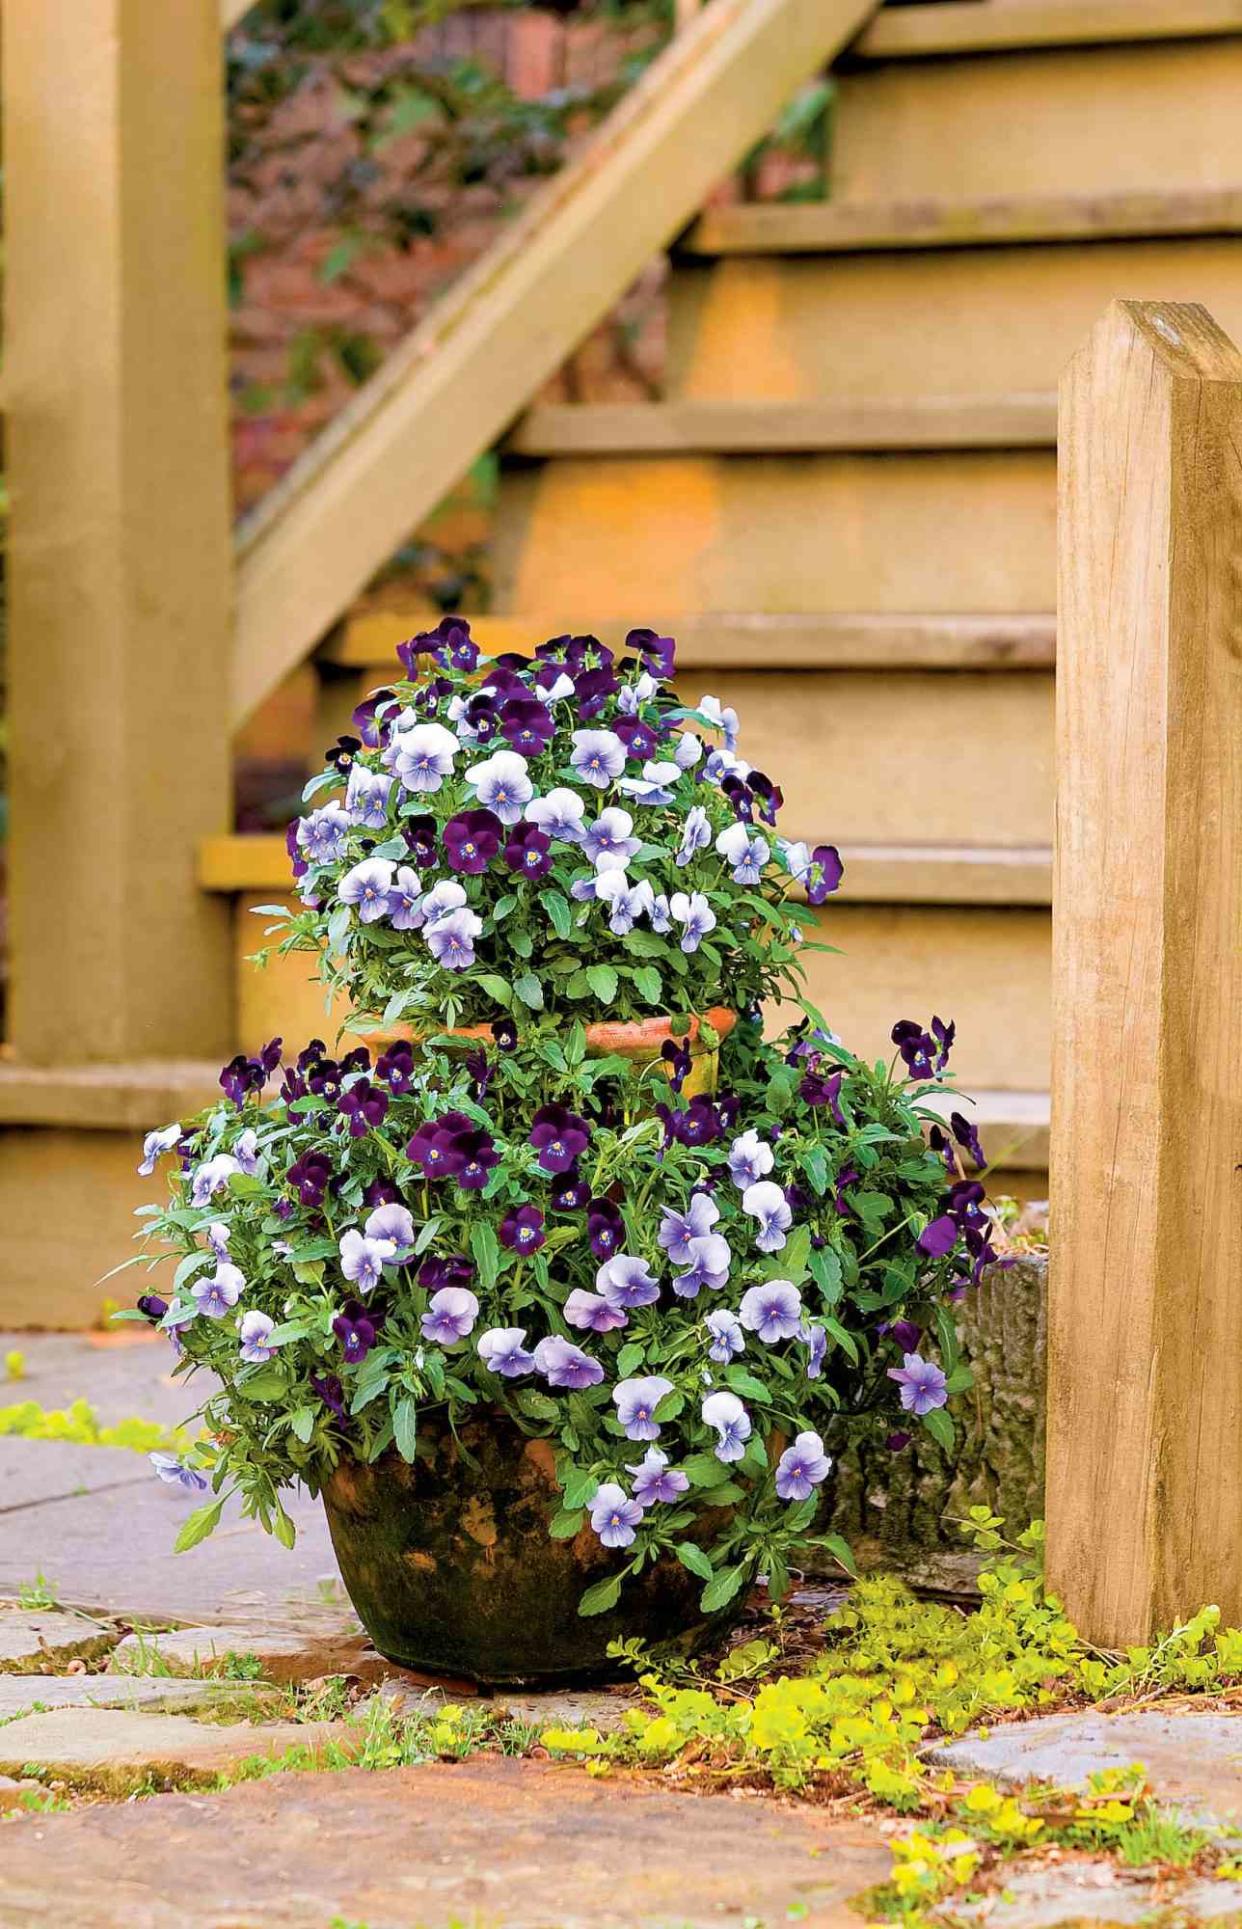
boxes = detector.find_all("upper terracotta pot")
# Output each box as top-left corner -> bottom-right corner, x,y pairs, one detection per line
354,1008 -> 737,1099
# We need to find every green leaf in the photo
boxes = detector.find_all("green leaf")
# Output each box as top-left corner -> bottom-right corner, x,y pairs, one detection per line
476,973 -> 512,1007
272,1504 -> 297,1551
944,1364 -> 974,1395
577,1573 -> 623,1618
470,1220 -> 500,1290
585,964 -> 618,1004
174,1498 -> 224,1553
770,1222 -> 811,1285
809,1245 -> 843,1307
549,1508 -> 585,1539
700,1564 -> 748,1614
922,1406 -> 955,1452
560,1466 -> 598,1510
514,971 -> 545,1010
681,1451 -> 732,1489
815,1533 -> 858,1578
724,1368 -> 770,1403
675,1541 -> 715,1583
824,1316 -> 859,1364
515,1389 -> 559,1421
545,892 -> 573,939
289,1407 -> 316,1444
616,1342 -> 646,1379
394,1395 -> 419,1464
235,1368 -> 287,1402
414,1216 -> 442,1255
631,965 -> 662,1005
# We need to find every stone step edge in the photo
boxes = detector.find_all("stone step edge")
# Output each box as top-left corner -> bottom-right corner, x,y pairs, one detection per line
327,610 -> 1057,674
197,834 -> 1054,906
681,185 -> 1242,258
0,1055 -> 1050,1168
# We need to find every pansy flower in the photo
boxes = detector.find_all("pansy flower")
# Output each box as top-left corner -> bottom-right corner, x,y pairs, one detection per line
612,1376 -> 674,1442
739,1279 -> 802,1343
500,695 -> 555,758
564,1288 -> 628,1335
626,1447 -> 689,1505
774,1431 -> 831,1501
529,1103 -> 590,1174
338,858 -> 395,924
589,1481 -> 643,1549
421,1287 -> 479,1345
477,1327 -> 536,1378
333,1300 -> 377,1364
503,822 -> 553,879
701,1390 -> 751,1463
500,1203 -> 545,1254
533,1336 -> 604,1389
443,808 -> 503,874
464,749 -> 533,824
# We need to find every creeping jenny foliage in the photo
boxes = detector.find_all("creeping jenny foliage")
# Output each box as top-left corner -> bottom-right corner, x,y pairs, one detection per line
125,620 -> 997,1614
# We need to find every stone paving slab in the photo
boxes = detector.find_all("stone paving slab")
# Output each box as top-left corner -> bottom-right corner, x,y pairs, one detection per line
109,1616 -> 372,1683
930,1708 -> 1242,1827
0,1755 -> 890,1927
0,1706 -> 349,1794
0,1607 -> 116,1673
0,1674 -> 253,1720
0,1436 -> 152,1513
0,1478 -> 342,1627
958,1856 -> 1242,1925
0,1330 -> 215,1430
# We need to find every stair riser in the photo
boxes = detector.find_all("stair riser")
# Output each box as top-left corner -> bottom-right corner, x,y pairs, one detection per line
833,40 -> 1242,202
668,240 -> 1242,402
233,893 -> 1049,1091
317,666 -> 1053,850
491,453 -> 1055,613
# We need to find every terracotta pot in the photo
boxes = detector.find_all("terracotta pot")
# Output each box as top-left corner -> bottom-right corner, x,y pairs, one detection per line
322,1407 -> 736,1685
352,1007 -> 738,1100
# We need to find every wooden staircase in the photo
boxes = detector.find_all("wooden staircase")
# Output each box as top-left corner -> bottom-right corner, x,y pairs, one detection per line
13,0 -> 1242,1321
199,0 -> 1242,1195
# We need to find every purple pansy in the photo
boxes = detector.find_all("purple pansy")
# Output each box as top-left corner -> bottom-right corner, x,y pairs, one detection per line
138,1123 -> 182,1177
570,729 -> 625,789
658,1192 -> 719,1266
465,749 -> 533,824
887,1352 -> 949,1416
596,1253 -> 660,1311
727,1130 -> 774,1191
612,1375 -> 675,1442
340,1228 -> 396,1294
802,1322 -> 828,1380
345,764 -> 393,829
500,1203 -> 546,1254
716,822 -> 769,884
477,1326 -> 536,1378
701,1389 -> 751,1463
503,822 -> 553,879
705,1307 -> 745,1363
443,808 -> 504,874
387,866 -> 424,930
529,1103 -> 591,1174
425,907 -> 483,970
673,1232 -> 731,1298
338,858 -> 396,923
586,1197 -> 624,1259
191,1263 -> 245,1320
238,1309 -> 279,1365
403,815 -> 439,867
150,1452 -> 208,1493
421,1286 -> 480,1345
364,1203 -> 415,1260
742,1179 -> 793,1253
583,807 -> 640,872
338,1078 -> 389,1139
391,720 -> 459,794
499,694 -> 555,758
589,1480 -> 644,1549
669,891 -> 716,953
533,1335 -> 604,1389
564,1289 -> 628,1334
524,787 -> 586,843
297,803 -> 351,865
774,1431 -> 832,1501
627,1447 -> 690,1506
739,1279 -> 803,1343
333,1299 -> 378,1363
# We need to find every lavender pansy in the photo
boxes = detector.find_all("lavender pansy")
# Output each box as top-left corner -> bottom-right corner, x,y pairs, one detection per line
739,1279 -> 803,1343
477,1327 -> 536,1378
421,1286 -> 480,1345
704,1307 -> 744,1363
742,1179 -> 793,1253
701,1389 -> 751,1463
669,891 -> 716,953
138,1124 -> 182,1177
338,858 -> 396,924
191,1263 -> 245,1320
727,1130 -> 774,1191
589,1480 -> 644,1549
150,1452 -> 208,1493
534,1335 -> 604,1389
391,720 -> 459,794
887,1352 -> 949,1415
564,1288 -> 628,1334
627,1448 -> 690,1507
774,1431 -> 832,1501
239,1309 -> 280,1364
339,1227 -> 396,1295
569,729 -> 625,788
465,749 -> 534,824
612,1376 -> 675,1442
596,1252 -> 660,1311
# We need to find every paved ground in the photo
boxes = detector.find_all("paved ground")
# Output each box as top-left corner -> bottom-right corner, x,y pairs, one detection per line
0,1756 -> 890,1929
7,1332 -> 1242,1928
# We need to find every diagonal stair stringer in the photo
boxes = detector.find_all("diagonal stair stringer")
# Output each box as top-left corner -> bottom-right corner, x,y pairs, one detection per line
231,0 -> 882,723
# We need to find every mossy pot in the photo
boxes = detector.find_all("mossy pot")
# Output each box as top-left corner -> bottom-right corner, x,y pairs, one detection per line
321,1406 -> 734,1686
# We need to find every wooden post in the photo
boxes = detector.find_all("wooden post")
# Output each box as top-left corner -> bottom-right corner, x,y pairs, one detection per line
4,0 -> 234,1063
1048,300 -> 1242,1644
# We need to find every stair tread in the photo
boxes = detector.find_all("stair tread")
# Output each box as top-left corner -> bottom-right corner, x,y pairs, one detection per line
682,184 -> 1242,257
506,395 -> 1055,455
853,0 -> 1242,60
0,1059 -> 223,1129
199,833 -> 1052,905
330,610 -> 1056,673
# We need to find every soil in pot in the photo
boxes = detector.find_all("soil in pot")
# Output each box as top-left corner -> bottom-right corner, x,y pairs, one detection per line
322,1406 -> 736,1686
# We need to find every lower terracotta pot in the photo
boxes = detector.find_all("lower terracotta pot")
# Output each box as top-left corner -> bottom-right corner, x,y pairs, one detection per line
321,1406 -> 732,1685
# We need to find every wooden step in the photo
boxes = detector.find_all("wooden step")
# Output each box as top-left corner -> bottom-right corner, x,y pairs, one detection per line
0,1058 -> 221,1130
666,243 -> 1242,406
489,451 -> 1055,615
333,609 -> 1057,674
506,395 -> 1055,456
853,0 -> 1242,62
199,836 -> 1052,906
214,882 -> 1050,1093
826,40 -> 1242,205
312,661 -> 1054,851
683,186 -> 1242,257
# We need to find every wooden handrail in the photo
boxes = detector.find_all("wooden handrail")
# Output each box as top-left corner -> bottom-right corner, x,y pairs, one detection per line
228,0 -> 881,723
